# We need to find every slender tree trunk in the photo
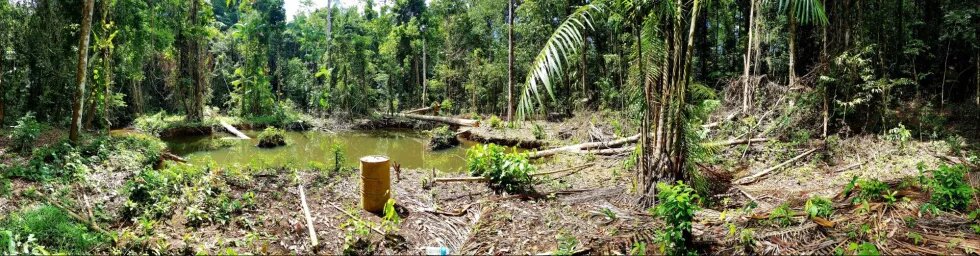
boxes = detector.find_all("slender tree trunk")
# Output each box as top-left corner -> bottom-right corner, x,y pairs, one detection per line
103,46 -> 112,129
788,7 -> 797,86
422,36 -> 428,107
743,0 -> 755,113
70,0 -> 95,143
0,52 -> 4,124
506,0 -> 514,121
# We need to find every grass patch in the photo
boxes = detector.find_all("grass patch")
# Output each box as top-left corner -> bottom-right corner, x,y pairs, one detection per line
0,205 -> 108,254
256,127 -> 287,148
427,126 -> 459,150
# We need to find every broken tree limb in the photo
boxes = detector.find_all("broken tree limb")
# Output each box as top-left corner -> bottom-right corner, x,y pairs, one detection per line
529,134 -> 770,159
529,134 -> 639,159
219,120 -> 250,139
529,163 -> 594,177
734,148 -> 818,185
402,103 -> 440,115
386,113 -> 480,127
161,152 -> 187,163
834,162 -> 863,173
433,164 -> 595,183
433,176 -> 488,183
40,195 -> 107,234
702,137 -> 772,147
298,184 -> 318,249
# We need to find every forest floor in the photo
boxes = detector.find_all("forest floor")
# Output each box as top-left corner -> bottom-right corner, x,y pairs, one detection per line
2,103 -> 980,254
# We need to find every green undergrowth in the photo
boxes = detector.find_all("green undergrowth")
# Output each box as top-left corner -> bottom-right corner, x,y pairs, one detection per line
133,111 -> 219,136
122,164 -> 257,227
427,125 -> 459,150
6,133 -> 164,182
0,205 -> 109,254
256,127 -> 287,148
466,144 -> 535,194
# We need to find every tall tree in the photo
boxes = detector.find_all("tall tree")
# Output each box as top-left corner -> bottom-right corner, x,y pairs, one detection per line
70,0 -> 96,143
506,0 -> 514,121
781,0 -> 828,86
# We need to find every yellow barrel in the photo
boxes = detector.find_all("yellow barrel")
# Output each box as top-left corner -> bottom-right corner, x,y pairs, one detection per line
360,155 -> 391,213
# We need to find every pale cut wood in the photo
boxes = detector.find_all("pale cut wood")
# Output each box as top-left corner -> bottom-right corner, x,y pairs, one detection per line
734,148 -> 818,185
219,120 -> 250,139
298,184 -> 318,248
432,164 -> 594,183
387,113 -> 480,127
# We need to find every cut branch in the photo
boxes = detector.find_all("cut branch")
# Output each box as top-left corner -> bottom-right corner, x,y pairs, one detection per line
387,113 -> 480,127
298,184 -> 318,249
433,164 -> 594,183
734,148 -> 818,185
219,120 -> 250,139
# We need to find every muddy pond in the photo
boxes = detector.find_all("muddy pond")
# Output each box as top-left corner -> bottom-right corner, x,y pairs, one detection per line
163,130 -> 483,172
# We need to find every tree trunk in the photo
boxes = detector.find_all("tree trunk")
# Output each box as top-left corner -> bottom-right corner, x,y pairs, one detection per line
422,36 -> 428,107
641,0 -> 700,207
742,0 -> 755,113
185,0 -> 204,122
788,7 -> 797,86
70,0 -> 95,143
0,52 -> 4,124
506,0 -> 514,121
103,46 -> 112,130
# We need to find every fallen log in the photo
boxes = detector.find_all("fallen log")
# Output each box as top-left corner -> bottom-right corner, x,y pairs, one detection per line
298,185 -> 318,249
161,152 -> 187,163
219,120 -> 251,139
403,103 -> 440,115
433,164 -> 594,183
387,113 -> 480,127
529,135 -> 770,159
734,148 -> 818,185
529,135 -> 639,159
702,137 -> 772,147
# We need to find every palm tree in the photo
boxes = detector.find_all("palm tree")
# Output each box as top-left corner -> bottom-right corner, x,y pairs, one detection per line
781,0 -> 828,86
517,0 -> 703,207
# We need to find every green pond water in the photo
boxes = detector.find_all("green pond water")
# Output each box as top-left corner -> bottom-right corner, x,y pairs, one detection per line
163,130 -> 481,172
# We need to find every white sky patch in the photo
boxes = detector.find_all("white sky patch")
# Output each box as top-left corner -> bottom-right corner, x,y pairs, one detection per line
284,0 -> 365,21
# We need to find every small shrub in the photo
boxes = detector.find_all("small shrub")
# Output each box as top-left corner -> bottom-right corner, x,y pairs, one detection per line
0,205 -> 108,254
331,142 -> 348,174
630,241 -> 647,256
488,115 -> 503,129
10,112 -> 43,153
804,196 -> 833,218
341,206 -> 374,256
554,233 -> 580,256
846,242 -> 880,256
768,203 -> 795,227
0,175 -> 11,196
256,127 -> 287,148
886,123 -> 912,148
440,98 -> 454,114
466,144 -> 535,194
532,123 -> 547,140
427,126 -> 459,150
382,198 -> 401,233
925,164 -> 973,211
854,178 -> 889,203
945,135 -> 967,155
651,181 -> 699,255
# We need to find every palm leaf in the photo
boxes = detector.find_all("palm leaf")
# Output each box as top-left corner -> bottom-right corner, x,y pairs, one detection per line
516,4 -> 600,120
777,0 -> 828,25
